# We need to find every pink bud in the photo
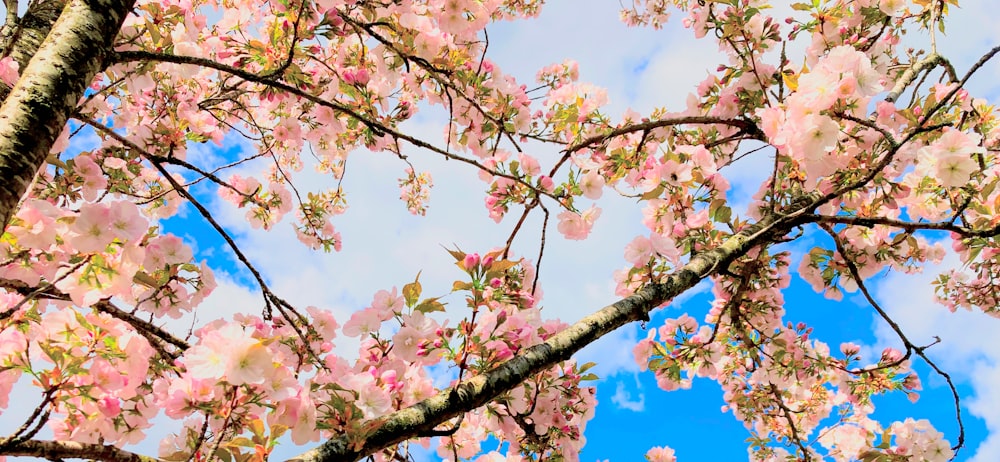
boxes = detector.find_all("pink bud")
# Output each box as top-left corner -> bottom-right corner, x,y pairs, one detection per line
354,68 -> 370,85
463,253 -> 481,270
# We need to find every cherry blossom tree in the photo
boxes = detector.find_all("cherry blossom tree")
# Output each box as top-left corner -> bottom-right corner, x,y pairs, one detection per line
0,0 -> 995,461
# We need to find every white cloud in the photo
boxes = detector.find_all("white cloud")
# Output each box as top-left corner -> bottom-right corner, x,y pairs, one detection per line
610,376 -> 646,412
578,324 -> 641,380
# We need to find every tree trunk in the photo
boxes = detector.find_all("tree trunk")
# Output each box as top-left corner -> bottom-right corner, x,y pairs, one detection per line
0,0 -> 68,71
0,0 -> 134,230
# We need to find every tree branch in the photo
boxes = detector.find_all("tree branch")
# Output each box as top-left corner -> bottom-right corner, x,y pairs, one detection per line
563,116 -> 764,155
0,440 -> 158,462
884,53 -> 946,103
802,213 -> 1000,238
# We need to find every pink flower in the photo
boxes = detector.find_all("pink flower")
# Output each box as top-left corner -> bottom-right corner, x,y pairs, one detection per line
517,153 -> 541,176
144,234 -> 192,268
651,233 -> 680,265
70,203 -> 113,253
922,129 -> 983,188
343,307 -> 383,337
183,346 -> 226,382
579,170 -> 605,199
796,114 -> 840,155
289,391 -> 319,444
624,236 -> 653,267
11,199 -> 62,249
183,323 -> 272,386
73,155 -> 107,201
372,287 -> 404,318
342,373 -> 391,418
556,206 -> 601,240
538,175 -> 555,192
97,395 -> 122,418
392,326 -> 424,362
796,69 -> 841,111
306,306 -> 339,342
880,0 -> 905,15
633,335 -> 656,371
225,339 -> 272,386
0,369 -> 21,410
108,201 -> 148,243
0,56 -> 18,86
840,342 -> 861,357
645,446 -> 676,462
934,152 -> 978,188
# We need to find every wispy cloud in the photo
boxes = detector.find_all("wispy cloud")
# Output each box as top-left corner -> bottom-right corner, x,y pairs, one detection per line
611,377 -> 646,412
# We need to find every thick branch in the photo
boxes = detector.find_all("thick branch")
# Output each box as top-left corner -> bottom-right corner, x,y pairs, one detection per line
884,53 -> 947,103
0,0 -> 136,231
287,200 -> 813,462
803,213 -> 1000,238
0,439 -> 158,462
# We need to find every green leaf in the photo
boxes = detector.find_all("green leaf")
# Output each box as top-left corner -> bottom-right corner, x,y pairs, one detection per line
580,373 -> 599,381
716,205 -> 732,223
859,450 -> 886,462
270,424 -> 289,440
877,429 -> 893,449
145,19 -> 162,45
414,297 -> 446,314
161,451 -> 190,462
226,437 -> 255,448
403,271 -> 422,307
640,183 -> 665,201
487,259 -> 520,273
445,246 -> 466,262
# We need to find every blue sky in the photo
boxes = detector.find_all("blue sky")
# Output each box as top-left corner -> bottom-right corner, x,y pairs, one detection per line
5,1 -> 1000,461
